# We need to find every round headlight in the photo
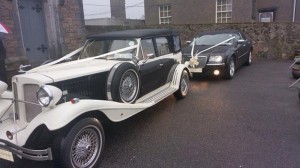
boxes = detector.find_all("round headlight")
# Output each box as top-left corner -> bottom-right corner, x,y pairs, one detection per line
37,86 -> 53,107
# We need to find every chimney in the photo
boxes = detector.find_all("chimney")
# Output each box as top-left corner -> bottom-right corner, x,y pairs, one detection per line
110,0 -> 126,19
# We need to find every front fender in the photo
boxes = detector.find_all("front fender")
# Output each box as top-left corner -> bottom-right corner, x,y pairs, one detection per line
32,100 -> 154,129
14,100 -> 153,146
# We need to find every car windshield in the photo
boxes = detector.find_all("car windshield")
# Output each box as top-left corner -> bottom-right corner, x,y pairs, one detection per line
79,39 -> 138,60
193,33 -> 236,46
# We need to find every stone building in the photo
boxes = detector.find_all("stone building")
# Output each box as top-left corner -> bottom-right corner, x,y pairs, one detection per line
0,0 -> 86,81
144,0 -> 300,24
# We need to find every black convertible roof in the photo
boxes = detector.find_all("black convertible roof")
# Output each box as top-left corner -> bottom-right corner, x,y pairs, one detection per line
88,29 -> 179,39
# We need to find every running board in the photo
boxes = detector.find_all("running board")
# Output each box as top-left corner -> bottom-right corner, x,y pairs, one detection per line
136,84 -> 177,104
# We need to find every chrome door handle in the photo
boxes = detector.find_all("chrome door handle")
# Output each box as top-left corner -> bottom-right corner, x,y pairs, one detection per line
160,64 -> 164,66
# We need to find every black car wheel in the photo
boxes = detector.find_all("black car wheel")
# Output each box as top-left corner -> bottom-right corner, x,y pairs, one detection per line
53,118 -> 105,168
292,67 -> 300,79
224,57 -> 235,80
110,63 -> 140,103
245,51 -> 252,66
174,70 -> 189,99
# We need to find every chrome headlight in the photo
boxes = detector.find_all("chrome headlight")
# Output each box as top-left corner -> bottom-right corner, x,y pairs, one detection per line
0,81 -> 8,95
37,85 -> 62,107
209,56 -> 223,62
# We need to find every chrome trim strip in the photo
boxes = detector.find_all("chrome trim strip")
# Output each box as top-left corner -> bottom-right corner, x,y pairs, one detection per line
0,98 -> 41,106
206,63 -> 225,66
238,51 -> 248,59
0,139 -> 53,161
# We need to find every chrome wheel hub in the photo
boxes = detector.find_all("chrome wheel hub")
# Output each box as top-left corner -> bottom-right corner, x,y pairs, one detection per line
249,52 -> 252,63
230,60 -> 235,77
71,127 -> 100,167
120,70 -> 138,103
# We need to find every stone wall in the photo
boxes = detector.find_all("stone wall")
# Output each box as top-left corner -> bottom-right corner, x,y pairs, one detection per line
86,22 -> 300,59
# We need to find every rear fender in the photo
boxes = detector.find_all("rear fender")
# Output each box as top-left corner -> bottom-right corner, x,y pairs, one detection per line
170,64 -> 190,89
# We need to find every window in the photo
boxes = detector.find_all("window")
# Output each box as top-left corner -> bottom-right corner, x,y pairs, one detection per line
216,0 -> 232,23
193,33 -> 237,46
173,35 -> 181,53
155,37 -> 171,56
159,5 -> 172,24
259,12 -> 274,22
141,39 -> 156,59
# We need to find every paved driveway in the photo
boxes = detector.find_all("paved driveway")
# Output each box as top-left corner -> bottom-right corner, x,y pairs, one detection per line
1,60 -> 299,168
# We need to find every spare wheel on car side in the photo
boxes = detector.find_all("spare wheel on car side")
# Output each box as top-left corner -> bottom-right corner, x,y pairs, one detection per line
107,62 -> 140,103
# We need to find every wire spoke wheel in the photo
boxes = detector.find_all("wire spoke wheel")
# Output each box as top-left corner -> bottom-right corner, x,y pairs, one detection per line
71,126 -> 102,168
119,70 -> 138,103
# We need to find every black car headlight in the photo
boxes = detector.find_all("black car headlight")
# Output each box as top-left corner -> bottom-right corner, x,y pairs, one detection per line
37,85 -> 62,107
209,56 -> 223,62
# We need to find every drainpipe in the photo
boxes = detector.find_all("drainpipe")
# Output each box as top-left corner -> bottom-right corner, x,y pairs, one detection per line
293,0 -> 297,22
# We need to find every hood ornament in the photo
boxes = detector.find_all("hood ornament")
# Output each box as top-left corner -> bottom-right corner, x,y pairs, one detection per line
18,64 -> 31,73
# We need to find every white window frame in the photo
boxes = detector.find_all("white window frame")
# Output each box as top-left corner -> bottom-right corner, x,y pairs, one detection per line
216,0 -> 232,23
259,12 -> 274,22
159,5 -> 172,24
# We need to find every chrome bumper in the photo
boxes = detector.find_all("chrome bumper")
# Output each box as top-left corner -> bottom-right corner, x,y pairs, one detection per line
0,139 -> 52,161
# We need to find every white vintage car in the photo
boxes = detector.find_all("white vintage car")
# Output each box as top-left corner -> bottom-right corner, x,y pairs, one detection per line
0,29 -> 190,168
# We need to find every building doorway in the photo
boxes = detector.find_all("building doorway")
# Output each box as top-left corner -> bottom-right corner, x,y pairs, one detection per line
18,0 -> 49,67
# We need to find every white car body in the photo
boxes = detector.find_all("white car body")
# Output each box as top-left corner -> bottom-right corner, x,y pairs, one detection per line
0,29 -> 190,165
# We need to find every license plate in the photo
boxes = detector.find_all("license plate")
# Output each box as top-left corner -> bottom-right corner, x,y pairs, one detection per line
0,148 -> 14,162
190,68 -> 202,73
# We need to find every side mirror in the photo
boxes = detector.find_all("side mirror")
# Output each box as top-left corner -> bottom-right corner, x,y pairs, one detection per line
237,39 -> 246,44
186,41 -> 192,45
143,53 -> 155,63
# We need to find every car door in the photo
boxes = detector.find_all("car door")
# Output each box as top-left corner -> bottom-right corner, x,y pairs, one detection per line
154,36 -> 178,87
139,38 -> 162,96
240,32 -> 252,63
235,33 -> 248,67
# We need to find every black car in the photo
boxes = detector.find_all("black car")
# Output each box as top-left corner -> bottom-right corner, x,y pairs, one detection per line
182,30 -> 252,79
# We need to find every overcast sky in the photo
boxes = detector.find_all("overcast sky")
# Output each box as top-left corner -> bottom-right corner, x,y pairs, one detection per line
83,0 -> 145,19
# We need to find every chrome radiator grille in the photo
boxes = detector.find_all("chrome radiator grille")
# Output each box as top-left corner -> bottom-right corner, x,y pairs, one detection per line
23,84 -> 41,122
13,82 -> 19,117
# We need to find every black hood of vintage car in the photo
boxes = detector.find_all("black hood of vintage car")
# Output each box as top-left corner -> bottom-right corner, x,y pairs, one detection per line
182,45 -> 233,57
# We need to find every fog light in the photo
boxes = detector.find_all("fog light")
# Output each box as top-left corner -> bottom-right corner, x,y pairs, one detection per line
214,70 -> 220,76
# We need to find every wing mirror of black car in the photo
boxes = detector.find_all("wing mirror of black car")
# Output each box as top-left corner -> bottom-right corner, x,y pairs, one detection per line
143,53 -> 155,63
186,41 -> 192,45
237,39 -> 246,44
